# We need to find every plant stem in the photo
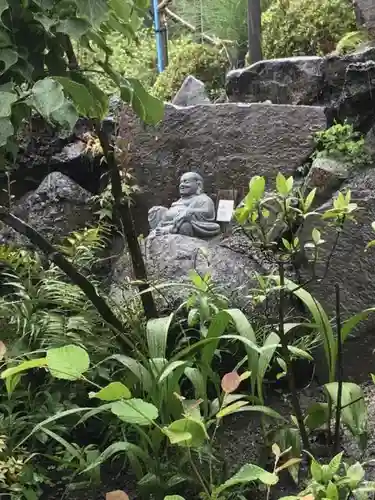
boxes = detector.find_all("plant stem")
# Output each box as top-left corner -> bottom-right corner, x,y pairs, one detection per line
96,122 -> 158,321
188,448 -> 211,497
278,261 -> 311,452
0,206 -> 133,353
334,283 -> 343,452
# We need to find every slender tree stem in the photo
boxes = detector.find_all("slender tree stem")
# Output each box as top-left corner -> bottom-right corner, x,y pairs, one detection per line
0,207 -> 132,352
334,283 -> 343,452
278,261 -> 311,452
96,123 -> 158,320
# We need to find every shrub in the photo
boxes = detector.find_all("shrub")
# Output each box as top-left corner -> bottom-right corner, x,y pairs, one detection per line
334,30 -> 369,55
152,39 -> 229,101
262,0 -> 357,59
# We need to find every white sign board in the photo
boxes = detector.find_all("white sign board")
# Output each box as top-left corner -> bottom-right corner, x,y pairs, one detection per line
216,199 -> 235,222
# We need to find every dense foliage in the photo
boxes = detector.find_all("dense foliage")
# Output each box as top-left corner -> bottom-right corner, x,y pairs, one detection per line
262,0 -> 357,58
152,39 -> 229,101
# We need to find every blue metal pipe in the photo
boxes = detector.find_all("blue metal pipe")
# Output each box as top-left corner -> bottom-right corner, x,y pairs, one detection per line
152,0 -> 164,72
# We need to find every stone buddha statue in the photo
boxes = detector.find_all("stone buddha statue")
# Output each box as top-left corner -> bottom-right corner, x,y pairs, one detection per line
148,172 -> 221,238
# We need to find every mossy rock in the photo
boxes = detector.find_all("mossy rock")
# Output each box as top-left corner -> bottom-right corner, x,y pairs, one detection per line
152,40 -> 229,102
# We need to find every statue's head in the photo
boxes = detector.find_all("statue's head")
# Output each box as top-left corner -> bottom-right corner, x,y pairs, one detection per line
179,172 -> 203,197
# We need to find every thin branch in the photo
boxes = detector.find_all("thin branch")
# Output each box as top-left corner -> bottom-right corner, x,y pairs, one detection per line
334,283 -> 343,452
95,123 -> 158,321
0,206 -> 132,352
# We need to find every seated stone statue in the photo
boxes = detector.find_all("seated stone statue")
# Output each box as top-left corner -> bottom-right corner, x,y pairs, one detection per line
148,172 -> 221,238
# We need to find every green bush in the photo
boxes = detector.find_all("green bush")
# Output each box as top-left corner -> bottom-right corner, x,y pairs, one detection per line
152,39 -> 229,101
335,30 -> 369,55
262,0 -> 357,59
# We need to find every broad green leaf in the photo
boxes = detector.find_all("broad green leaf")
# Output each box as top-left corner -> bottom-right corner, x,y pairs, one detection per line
216,400 -> 250,418
111,399 -> 158,426
46,344 -> 90,380
83,441 -> 150,473
287,346 -> 313,361
276,172 -> 288,196
0,0 -> 9,27
164,496 -> 185,500
347,462 -> 365,487
275,458 -> 302,474
239,405 -> 287,420
89,382 -> 131,401
326,481 -> 339,500
76,0 -> 108,26
163,417 -> 208,448
0,116 -> 13,147
1,358 -> 46,379
109,0 -> 132,21
54,76 -> 97,118
110,354 -> 152,393
274,428 -> 301,483
71,72 -> 108,119
146,314 -> 173,358
0,91 -> 17,117
34,14 -> 56,32
134,0 -> 149,8
31,77 -> 65,118
184,367 -> 207,401
257,331 -> 279,399
158,360 -> 187,383
127,77 -> 164,125
304,402 -> 329,431
304,188 -> 316,211
215,463 -> 278,494
5,373 -> 21,395
275,277 -> 335,382
0,48 -> 18,75
311,459 -> 323,482
325,382 -> 367,449
55,18 -> 90,38
249,175 -> 265,201
51,100 -> 78,130
328,452 -> 343,475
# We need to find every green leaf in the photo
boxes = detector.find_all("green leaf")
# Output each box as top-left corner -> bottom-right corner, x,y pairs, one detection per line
0,91 -> 17,117
110,354 -> 152,393
347,462 -> 365,488
249,175 -> 265,201
341,308 -> 375,344
164,496 -> 185,500
34,14 -> 56,32
55,18 -> 90,38
0,48 -> 18,76
287,346 -> 313,361
82,441 -> 150,473
51,100 -> 78,130
239,405 -> 287,421
0,116 -> 13,147
134,0 -> 149,8
54,76 -> 97,117
46,345 -> 90,380
325,382 -> 367,449
89,382 -> 132,401
328,452 -> 343,475
5,373 -> 22,395
216,400 -> 250,418
276,172 -> 288,196
158,360 -> 188,383
163,417 -> 208,448
311,459 -> 323,482
304,188 -> 316,211
76,0 -> 108,27
326,481 -> 339,500
0,0 -> 9,27
304,402 -> 329,431
111,399 -> 158,426
215,463 -> 278,495
146,314 -> 173,359
1,358 -> 46,379
184,367 -> 207,401
31,77 -> 65,118
109,0 -> 132,20
127,77 -> 164,125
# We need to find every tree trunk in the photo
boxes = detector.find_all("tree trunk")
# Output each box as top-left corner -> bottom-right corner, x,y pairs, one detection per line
247,0 -> 263,64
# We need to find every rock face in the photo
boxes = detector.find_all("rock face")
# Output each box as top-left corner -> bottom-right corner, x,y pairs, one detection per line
172,76 -> 211,106
303,157 -> 349,204
111,233 -> 274,312
299,168 -> 375,346
226,48 -> 375,129
0,172 -> 94,247
120,102 -> 326,233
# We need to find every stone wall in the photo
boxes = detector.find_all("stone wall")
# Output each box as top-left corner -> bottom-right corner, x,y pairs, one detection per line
120,102 -> 327,232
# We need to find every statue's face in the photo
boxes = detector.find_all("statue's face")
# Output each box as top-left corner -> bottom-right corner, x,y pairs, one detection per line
179,173 -> 200,196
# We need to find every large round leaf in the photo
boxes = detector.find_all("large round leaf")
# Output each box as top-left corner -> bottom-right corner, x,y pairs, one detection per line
111,399 -> 158,426
163,418 -> 208,448
46,345 -> 90,380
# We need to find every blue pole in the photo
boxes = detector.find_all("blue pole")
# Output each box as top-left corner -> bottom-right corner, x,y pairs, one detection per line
152,0 -> 164,72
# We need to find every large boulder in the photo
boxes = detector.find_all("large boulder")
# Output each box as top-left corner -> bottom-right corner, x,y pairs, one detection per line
0,172 -> 94,248
172,76 -> 211,106
119,102 -> 326,234
110,232 -> 278,313
226,47 -> 375,129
